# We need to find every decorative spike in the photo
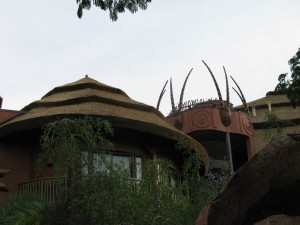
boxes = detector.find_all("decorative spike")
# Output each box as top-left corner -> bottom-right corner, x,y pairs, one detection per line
170,78 -> 176,112
202,60 -> 223,101
178,68 -> 193,110
156,80 -> 168,110
223,66 -> 230,108
232,84 -> 249,114
232,87 -> 244,104
230,76 -> 247,105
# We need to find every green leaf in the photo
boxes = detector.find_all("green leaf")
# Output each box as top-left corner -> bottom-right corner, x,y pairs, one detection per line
77,3 -> 83,18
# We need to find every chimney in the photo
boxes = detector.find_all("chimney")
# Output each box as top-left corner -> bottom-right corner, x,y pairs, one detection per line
0,96 -> 2,109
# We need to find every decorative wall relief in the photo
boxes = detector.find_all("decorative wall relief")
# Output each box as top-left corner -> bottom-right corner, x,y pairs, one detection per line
174,119 -> 183,130
240,114 -> 252,136
193,110 -> 212,129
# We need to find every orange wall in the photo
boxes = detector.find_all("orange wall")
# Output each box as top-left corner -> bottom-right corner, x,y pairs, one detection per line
167,108 -> 253,137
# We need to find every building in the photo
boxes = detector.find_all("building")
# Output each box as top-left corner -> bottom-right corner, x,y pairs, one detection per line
166,100 -> 253,172
163,64 -> 254,172
235,90 -> 300,153
0,76 -> 208,202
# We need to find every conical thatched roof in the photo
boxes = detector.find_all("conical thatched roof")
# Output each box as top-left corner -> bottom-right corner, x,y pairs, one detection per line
0,76 -> 208,171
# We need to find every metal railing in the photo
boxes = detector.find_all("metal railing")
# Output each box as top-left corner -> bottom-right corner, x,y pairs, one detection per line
18,176 -> 181,203
19,176 -> 67,203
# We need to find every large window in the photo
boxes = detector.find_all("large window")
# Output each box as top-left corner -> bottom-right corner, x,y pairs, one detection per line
82,151 -> 142,179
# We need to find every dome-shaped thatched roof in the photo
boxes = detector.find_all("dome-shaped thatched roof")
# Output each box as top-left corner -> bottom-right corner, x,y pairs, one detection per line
0,76 -> 208,171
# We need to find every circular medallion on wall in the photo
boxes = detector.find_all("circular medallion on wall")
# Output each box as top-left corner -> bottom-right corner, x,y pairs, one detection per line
193,110 -> 212,129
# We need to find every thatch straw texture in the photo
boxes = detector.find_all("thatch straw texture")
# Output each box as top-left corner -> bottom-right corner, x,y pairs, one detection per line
0,76 -> 208,171
234,91 -> 300,123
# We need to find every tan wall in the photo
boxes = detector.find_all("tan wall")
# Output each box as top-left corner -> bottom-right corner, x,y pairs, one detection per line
253,125 -> 300,154
249,106 -> 300,123
250,104 -> 300,153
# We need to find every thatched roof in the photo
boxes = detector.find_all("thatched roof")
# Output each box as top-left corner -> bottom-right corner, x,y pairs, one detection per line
0,76 -> 208,171
235,91 -> 291,110
234,91 -> 300,125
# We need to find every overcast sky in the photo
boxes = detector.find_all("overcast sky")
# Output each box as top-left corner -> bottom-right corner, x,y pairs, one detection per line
1,1 -> 299,115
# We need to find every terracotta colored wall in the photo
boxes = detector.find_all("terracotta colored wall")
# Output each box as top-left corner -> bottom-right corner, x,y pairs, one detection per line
0,143 -> 30,203
0,110 -> 22,124
167,108 -> 253,138
167,108 -> 254,158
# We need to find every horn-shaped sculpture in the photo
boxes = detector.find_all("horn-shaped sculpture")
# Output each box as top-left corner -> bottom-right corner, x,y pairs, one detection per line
232,87 -> 244,104
202,61 -> 231,127
178,68 -> 193,111
169,68 -> 193,114
220,66 -> 231,127
170,78 -> 176,113
230,76 -> 248,113
223,66 -> 230,108
202,60 -> 223,102
156,80 -> 168,110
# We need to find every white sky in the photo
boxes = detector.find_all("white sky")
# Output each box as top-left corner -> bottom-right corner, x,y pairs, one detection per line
0,0 -> 299,115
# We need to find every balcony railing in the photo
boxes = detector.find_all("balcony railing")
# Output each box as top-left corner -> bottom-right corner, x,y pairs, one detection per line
18,176 -> 180,203
19,176 -> 67,203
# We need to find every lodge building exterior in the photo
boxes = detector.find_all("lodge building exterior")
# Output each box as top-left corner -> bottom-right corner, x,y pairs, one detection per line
0,76 -> 208,202
2,74 -> 296,203
235,90 -> 300,153
166,100 -> 254,172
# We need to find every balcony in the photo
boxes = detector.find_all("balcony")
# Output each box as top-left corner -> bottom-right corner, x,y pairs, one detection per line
19,176 -> 67,203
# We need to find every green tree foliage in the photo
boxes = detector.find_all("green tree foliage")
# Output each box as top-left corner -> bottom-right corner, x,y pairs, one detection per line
275,48 -> 300,107
0,192 -> 50,225
275,73 -> 290,91
264,112 -> 294,141
76,0 -> 152,21
36,117 -> 114,182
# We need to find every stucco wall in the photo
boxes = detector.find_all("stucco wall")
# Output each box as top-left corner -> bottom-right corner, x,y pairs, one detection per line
0,142 -> 31,203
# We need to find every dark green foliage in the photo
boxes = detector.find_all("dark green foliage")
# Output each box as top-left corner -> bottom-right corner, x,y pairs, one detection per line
0,192 -> 50,225
1,117 -> 231,225
1,161 -> 229,225
275,48 -> 300,108
288,47 -> 300,81
42,159 -> 228,225
275,73 -> 290,91
36,117 -> 114,179
175,141 -> 204,181
264,112 -> 294,141
287,48 -> 300,108
76,0 -> 152,21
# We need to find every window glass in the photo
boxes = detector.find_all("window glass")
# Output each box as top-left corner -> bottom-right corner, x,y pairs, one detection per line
136,157 -> 142,179
81,151 -> 143,179
94,153 -> 110,173
112,155 -> 131,176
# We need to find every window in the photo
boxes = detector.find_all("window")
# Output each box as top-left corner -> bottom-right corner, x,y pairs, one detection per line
82,151 -> 143,179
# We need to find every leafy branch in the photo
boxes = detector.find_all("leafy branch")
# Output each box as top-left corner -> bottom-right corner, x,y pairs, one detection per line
76,0 -> 152,21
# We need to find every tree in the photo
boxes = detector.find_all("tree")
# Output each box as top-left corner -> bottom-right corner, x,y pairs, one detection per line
274,73 -> 289,91
264,112 -> 294,141
36,117 -> 114,188
76,0 -> 152,21
287,47 -> 300,107
1,117 -> 230,225
275,48 -> 300,108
